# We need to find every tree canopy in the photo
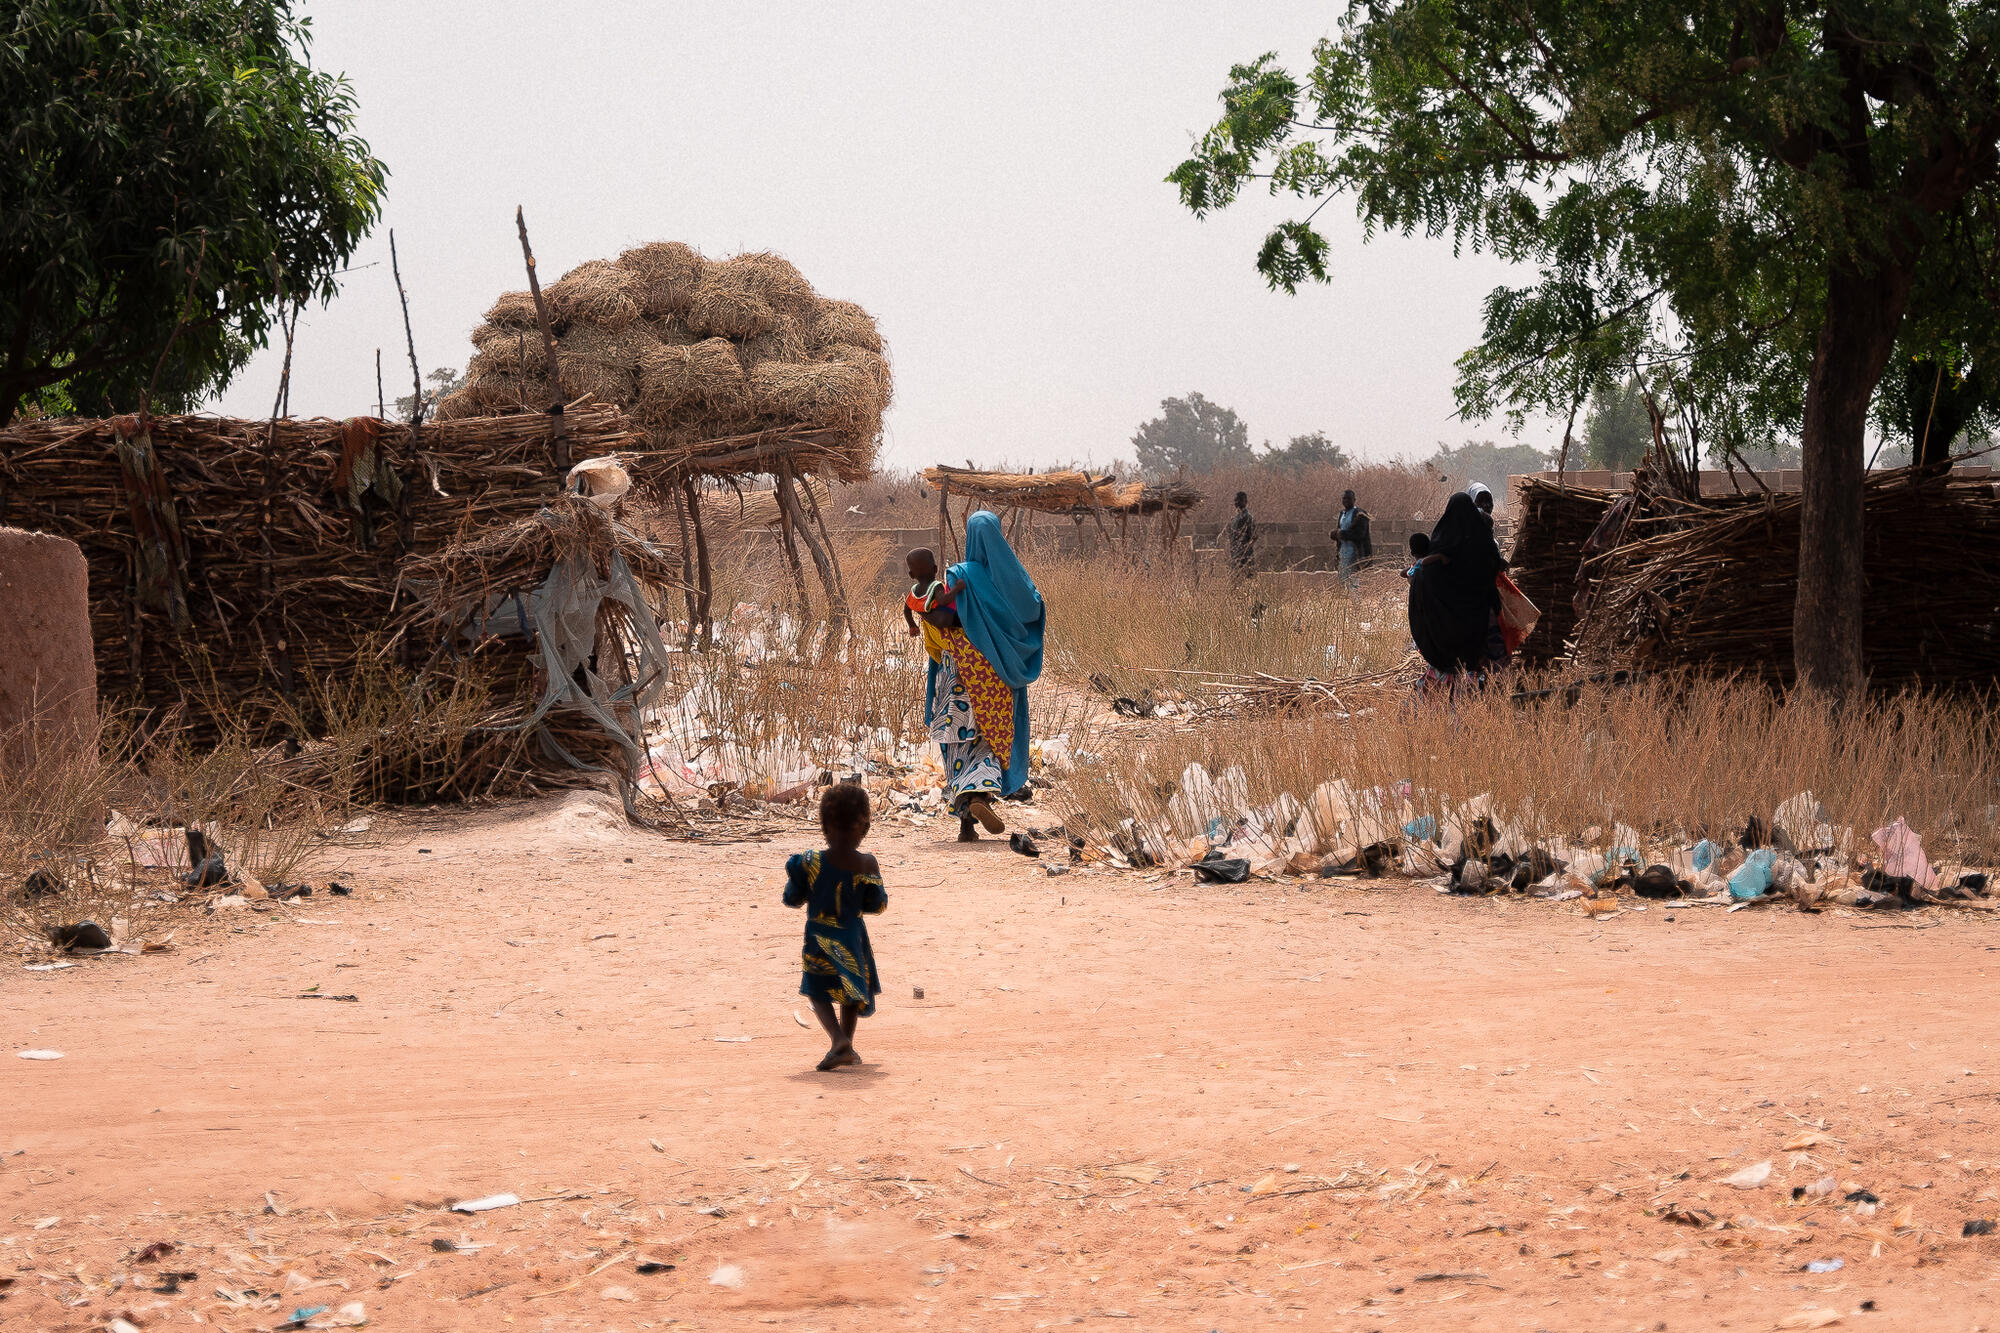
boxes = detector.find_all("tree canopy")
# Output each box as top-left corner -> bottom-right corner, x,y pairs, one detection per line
1261,428 -> 1351,472
1169,2 -> 2000,696
1131,391 -> 1254,475
1582,379 -> 1653,472
1426,437 -> 1553,498
0,1 -> 387,424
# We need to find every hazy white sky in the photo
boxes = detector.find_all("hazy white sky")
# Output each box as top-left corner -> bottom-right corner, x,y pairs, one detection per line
210,2 -> 1547,469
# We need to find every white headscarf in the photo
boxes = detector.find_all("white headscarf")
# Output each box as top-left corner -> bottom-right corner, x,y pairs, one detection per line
1465,481 -> 1493,506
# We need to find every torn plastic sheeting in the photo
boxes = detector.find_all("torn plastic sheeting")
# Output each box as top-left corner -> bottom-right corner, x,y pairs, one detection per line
450,1192 -> 520,1213
1871,817 -> 1939,890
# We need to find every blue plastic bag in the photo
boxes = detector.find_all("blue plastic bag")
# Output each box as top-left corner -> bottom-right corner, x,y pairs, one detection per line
1404,815 -> 1438,844
1729,848 -> 1775,900
1692,839 -> 1718,872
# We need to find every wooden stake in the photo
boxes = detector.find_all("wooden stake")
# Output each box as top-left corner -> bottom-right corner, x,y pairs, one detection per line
670,483 -> 699,644
682,476 -> 714,651
389,230 -> 425,432
514,206 -> 570,471
375,348 -> 384,420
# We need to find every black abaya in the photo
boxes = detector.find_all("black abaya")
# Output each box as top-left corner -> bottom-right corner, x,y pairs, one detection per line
1408,493 -> 1506,675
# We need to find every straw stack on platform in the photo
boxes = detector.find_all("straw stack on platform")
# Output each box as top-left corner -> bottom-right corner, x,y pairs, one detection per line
437,245 -> 891,484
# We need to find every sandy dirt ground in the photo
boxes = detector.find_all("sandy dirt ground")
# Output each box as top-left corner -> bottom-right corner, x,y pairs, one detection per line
6,790 -> 2000,1332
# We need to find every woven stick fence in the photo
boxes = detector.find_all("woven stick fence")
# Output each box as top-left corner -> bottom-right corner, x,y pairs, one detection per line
0,403 -> 647,737
1569,469 -> 2000,690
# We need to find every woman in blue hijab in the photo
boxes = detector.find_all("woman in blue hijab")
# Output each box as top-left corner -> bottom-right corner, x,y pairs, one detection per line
915,511 -> 1046,841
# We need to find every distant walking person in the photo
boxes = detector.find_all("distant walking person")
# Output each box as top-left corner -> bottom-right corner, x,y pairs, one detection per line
1226,491 -> 1257,577
1334,489 -> 1373,588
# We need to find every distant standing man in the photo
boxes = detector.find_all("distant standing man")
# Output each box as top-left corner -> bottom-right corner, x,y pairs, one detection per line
1226,491 -> 1257,577
1335,489 -> 1373,588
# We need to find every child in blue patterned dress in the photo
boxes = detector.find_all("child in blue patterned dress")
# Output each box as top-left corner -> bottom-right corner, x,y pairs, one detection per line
784,783 -> 888,1071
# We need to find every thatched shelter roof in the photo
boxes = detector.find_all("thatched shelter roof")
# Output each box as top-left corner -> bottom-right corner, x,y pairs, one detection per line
920,465 -> 1202,517
435,245 -> 890,485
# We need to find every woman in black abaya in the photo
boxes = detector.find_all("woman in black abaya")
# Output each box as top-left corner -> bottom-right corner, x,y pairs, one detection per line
1408,492 -> 1507,691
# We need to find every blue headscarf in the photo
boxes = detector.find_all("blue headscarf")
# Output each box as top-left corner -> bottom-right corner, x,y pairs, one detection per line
929,510 -> 1045,793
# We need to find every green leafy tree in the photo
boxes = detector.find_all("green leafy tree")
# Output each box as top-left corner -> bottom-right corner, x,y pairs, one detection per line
1260,428 -> 1351,472
1131,391 -> 1254,475
1,2 -> 387,424
395,366 -> 464,423
1582,379 -> 1653,472
1169,3 -> 2000,698
1427,438 -> 1554,500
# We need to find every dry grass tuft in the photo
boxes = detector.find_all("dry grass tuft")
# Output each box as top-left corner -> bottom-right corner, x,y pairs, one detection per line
1050,671 -> 2000,873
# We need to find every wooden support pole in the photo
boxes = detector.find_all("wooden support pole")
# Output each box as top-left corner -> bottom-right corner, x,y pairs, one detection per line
778,460 -> 848,650
796,473 -> 851,619
514,206 -> 570,471
670,482 -> 699,645
682,476 -> 714,651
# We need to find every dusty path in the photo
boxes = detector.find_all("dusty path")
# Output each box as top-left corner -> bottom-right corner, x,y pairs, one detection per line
6,791 -> 2000,1331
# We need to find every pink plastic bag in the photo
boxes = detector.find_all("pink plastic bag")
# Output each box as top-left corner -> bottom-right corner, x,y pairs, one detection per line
1871,817 -> 1939,890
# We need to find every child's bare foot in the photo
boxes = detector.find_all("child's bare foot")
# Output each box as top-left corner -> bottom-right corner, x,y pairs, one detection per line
957,816 -> 979,842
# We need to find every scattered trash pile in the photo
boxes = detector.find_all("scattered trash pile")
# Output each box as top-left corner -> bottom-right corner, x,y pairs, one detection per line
13,817 -> 356,962
1064,769 -> 1996,914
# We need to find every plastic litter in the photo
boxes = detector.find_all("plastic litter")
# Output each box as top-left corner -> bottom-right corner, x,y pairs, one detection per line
1729,849 -> 1776,900
1724,1160 -> 1773,1189
1964,1219 -> 1996,1237
1634,865 -> 1683,899
47,920 -> 111,951
1192,853 -> 1250,884
1804,1258 -> 1843,1273
17,1050 -> 63,1060
1691,839 -> 1718,872
1403,815 -> 1438,843
1872,817 -> 1940,890
449,1193 -> 521,1214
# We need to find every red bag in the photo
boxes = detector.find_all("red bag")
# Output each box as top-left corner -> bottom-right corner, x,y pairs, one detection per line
1497,573 -> 1540,655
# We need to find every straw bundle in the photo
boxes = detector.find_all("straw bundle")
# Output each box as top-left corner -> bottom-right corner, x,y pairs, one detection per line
811,300 -> 885,356
618,241 -> 705,320
748,361 -> 876,434
544,259 -> 642,332
437,243 -> 891,485
636,338 -> 750,424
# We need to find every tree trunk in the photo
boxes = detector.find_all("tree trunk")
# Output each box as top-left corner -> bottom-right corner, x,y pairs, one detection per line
1795,261 -> 1914,699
